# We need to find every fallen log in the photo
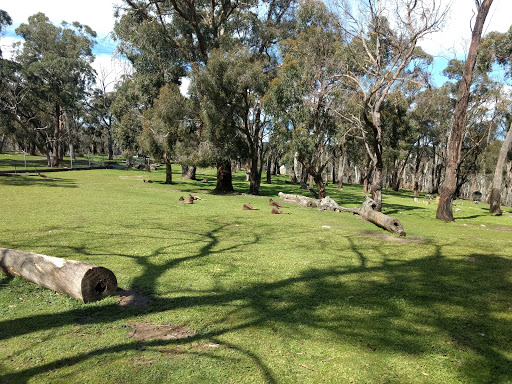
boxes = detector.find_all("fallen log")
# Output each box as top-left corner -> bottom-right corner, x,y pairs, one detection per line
278,193 -> 406,237
0,248 -> 117,303
278,192 -> 319,208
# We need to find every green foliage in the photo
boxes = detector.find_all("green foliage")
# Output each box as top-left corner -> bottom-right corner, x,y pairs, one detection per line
265,0 -> 341,194
140,83 -> 193,162
1,166 -> 512,383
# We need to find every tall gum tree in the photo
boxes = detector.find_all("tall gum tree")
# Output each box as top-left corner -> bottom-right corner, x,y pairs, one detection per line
436,0 -> 493,221
336,0 -> 447,211
265,0 -> 341,199
116,0 -> 296,194
479,26 -> 512,215
15,13 -> 96,167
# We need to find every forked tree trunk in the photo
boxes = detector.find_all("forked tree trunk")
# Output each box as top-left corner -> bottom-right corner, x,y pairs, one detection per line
0,248 -> 117,303
181,165 -> 196,180
489,123 -> 512,215
437,0 -> 493,221
215,161 -> 234,193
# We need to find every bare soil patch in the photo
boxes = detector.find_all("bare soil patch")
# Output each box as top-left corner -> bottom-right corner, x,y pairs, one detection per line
492,226 -> 512,232
360,231 -> 423,243
117,289 -> 151,308
128,322 -> 196,341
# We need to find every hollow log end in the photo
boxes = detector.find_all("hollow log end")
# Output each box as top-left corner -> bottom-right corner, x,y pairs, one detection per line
81,267 -> 118,303
391,219 -> 406,237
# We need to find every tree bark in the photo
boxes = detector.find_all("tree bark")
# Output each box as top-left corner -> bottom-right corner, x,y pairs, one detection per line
0,248 -> 117,303
181,164 -> 196,180
49,103 -> 62,167
249,155 -> 262,195
164,153 -> 173,184
437,0 -> 493,221
266,156 -> 272,184
214,161 -> 234,193
489,122 -> 512,215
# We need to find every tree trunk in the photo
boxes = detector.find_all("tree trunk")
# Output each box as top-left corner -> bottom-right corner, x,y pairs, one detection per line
338,152 -> 346,189
371,165 -> 383,212
107,127 -> 114,161
249,155 -> 262,195
164,153 -> 172,184
181,165 -> 196,180
266,156 -> 272,184
50,103 -> 61,167
214,161 -> 234,193
0,134 -> 6,154
437,0 -> 493,221
0,248 -> 117,303
489,122 -> 512,215
186,165 -> 196,180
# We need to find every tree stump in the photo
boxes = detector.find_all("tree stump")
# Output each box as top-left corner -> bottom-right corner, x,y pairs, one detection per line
0,248 -> 117,303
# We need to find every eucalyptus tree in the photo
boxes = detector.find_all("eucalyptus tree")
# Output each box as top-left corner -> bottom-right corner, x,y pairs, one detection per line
115,0 -> 296,193
0,9 -> 11,58
436,0 -> 493,221
408,85 -> 455,194
265,0 -> 342,198
0,10 -> 12,152
139,83 -> 195,183
14,13 -> 96,167
478,26 -> 512,214
335,0 -> 446,211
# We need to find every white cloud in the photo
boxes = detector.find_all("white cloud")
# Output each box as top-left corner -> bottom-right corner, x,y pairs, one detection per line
91,54 -> 132,92
3,0 -> 122,37
419,0 -> 512,59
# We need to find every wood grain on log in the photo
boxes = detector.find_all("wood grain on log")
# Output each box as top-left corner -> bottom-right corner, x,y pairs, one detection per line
0,248 -> 117,303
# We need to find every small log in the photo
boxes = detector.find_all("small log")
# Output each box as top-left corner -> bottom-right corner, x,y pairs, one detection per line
0,248 -> 117,303
278,192 -> 319,208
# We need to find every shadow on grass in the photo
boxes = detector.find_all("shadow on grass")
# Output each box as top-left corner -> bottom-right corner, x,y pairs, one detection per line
1,234 -> 511,383
0,175 -> 78,188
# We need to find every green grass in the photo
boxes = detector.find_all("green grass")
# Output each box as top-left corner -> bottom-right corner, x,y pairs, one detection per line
0,151 -> 124,173
1,163 -> 511,383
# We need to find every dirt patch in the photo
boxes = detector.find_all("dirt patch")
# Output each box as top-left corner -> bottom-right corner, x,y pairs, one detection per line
118,175 -> 144,179
117,289 -> 151,308
492,226 -> 512,232
128,322 -> 196,341
360,231 -> 423,243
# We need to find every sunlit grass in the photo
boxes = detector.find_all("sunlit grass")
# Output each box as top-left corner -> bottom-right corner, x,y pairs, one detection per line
1,163 -> 511,383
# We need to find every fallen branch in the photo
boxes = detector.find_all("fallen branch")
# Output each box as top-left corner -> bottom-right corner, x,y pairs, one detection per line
278,192 -> 406,237
0,248 -> 117,302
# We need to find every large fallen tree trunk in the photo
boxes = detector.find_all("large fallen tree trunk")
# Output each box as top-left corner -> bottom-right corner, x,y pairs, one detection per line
0,248 -> 117,303
278,192 -> 406,237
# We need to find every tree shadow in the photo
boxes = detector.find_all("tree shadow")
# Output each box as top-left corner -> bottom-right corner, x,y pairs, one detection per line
0,175 -> 78,188
1,237 -> 511,383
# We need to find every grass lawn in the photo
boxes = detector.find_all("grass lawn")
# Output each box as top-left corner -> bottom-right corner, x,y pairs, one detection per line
0,163 -> 511,383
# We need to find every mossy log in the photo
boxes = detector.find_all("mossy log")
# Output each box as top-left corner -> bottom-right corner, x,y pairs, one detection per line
0,248 -> 117,303
278,192 -> 406,237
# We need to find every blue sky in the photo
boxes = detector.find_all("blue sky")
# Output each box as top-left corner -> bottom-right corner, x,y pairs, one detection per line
1,0 -> 511,90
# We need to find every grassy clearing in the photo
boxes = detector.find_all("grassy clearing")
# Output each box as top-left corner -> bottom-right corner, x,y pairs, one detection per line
0,164 -> 511,383
0,151 -> 123,173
